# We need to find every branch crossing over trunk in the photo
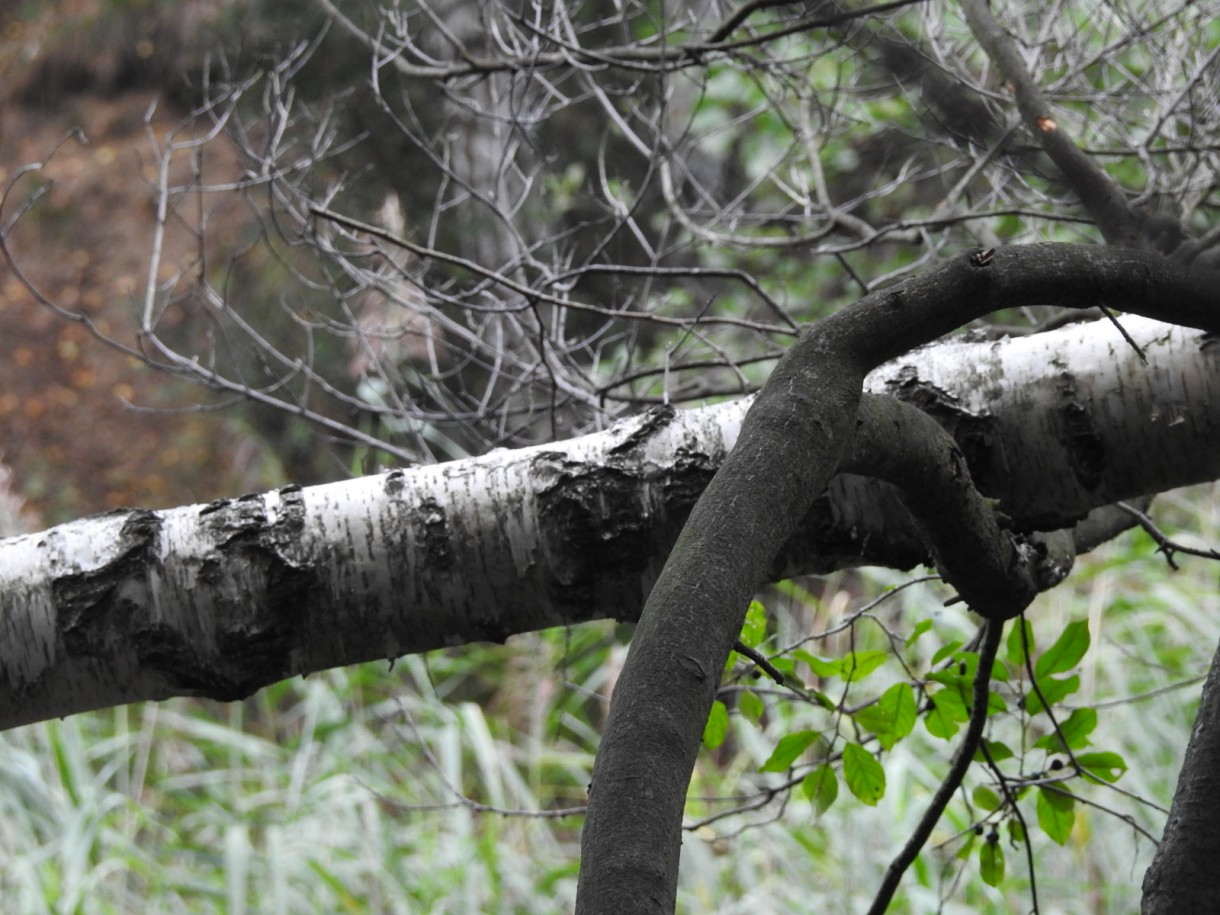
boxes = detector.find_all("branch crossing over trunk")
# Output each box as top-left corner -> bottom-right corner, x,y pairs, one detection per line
576,244 -> 1220,913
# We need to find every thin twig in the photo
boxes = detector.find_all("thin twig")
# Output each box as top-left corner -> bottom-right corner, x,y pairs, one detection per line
732,640 -> 785,684
867,618 -> 1003,915
1117,501 -> 1220,570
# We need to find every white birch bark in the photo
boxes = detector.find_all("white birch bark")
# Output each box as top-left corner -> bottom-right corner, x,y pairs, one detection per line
0,316 -> 1215,730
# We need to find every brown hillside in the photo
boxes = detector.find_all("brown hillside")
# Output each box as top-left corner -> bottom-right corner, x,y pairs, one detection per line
0,2 -> 280,524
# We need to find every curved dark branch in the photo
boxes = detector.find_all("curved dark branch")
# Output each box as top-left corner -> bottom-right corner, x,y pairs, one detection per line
1142,636 -> 1220,912
576,244 -> 1220,913
849,394 -> 1073,620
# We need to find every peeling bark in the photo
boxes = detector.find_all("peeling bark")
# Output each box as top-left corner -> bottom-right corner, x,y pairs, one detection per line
0,304 -> 1217,733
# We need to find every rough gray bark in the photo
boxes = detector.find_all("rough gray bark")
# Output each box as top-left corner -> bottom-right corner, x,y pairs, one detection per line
0,300 -> 1216,734
1141,637 -> 1220,913
575,244 -> 1220,913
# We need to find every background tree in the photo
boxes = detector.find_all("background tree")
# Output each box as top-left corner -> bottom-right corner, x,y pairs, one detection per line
0,0 -> 1218,911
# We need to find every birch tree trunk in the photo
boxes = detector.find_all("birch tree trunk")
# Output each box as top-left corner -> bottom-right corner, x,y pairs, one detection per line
1,314 -> 1216,732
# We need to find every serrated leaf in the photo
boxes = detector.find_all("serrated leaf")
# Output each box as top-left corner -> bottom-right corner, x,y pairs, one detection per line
906,618 -> 933,648
759,730 -> 818,772
1025,674 -> 1081,714
973,785 -> 1002,812
852,682 -> 917,750
1036,787 -> 1076,845
801,763 -> 838,814
703,700 -> 729,749
842,742 -> 886,806
1076,751 -> 1128,783
740,600 -> 768,648
1035,620 -> 1090,678
738,690 -> 765,724
1034,707 -> 1098,751
979,839 -> 1005,887
1006,618 -> 1035,668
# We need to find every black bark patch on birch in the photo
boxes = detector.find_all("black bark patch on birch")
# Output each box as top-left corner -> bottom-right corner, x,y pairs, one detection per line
57,509 -> 160,658
188,490 -> 314,697
534,452 -> 713,611
1056,376 -> 1105,490
412,496 -> 454,570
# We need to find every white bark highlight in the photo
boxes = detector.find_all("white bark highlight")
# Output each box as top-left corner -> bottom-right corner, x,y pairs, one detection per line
0,318 -> 1215,730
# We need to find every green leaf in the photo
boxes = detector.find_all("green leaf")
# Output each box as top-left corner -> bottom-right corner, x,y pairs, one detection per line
935,684 -> 971,718
851,682 -> 917,750
740,600 -> 768,648
703,700 -> 729,749
974,739 -> 1015,763
738,690 -> 765,724
979,838 -> 1005,887
1006,618 -> 1035,668
840,650 -> 889,683
906,618 -> 933,648
924,690 -> 965,740
1025,674 -> 1081,714
795,650 -> 840,679
811,690 -> 837,711
768,656 -> 797,681
794,649 -> 888,682
842,742 -> 886,806
931,640 -> 964,666
1036,787 -> 1076,845
759,730 -> 819,772
801,763 -> 839,814
1034,707 -> 1098,751
973,785 -> 1003,812
1035,620 -> 1091,678
1076,751 -> 1128,783
1008,818 -> 1026,844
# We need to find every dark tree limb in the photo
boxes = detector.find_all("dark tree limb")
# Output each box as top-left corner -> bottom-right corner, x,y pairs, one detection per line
575,244 -> 1220,913
848,394 -> 1074,618
1142,637 -> 1220,913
